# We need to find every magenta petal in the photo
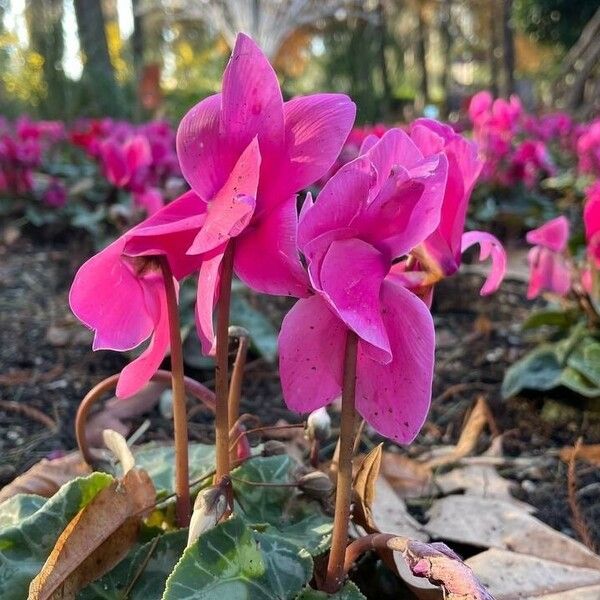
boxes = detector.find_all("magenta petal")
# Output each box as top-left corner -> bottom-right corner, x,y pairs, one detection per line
526,216 -> 569,253
279,295 -> 346,413
177,93 -> 238,201
297,156 -> 374,250
101,140 -> 128,187
277,93 -> 356,197
221,33 -> 284,161
116,277 -> 170,399
358,134 -> 380,155
584,187 -> 600,241
461,231 -> 507,295
195,246 -> 226,355
362,154 -> 447,258
188,138 -> 261,255
526,246 -> 571,299
124,135 -> 152,172
318,238 -> 391,362
124,190 -> 207,280
234,195 -> 310,297
69,238 -> 153,352
356,279 -> 435,444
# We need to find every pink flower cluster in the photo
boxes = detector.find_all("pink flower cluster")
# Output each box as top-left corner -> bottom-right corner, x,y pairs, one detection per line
71,118 -> 181,215
70,35 -> 506,444
0,116 -> 67,204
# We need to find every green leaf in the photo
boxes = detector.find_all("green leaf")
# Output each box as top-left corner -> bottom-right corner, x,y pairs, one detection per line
296,582 -> 366,599
233,456 -> 333,555
78,530 -> 187,600
0,494 -> 46,529
522,309 -> 579,330
566,336 -> 600,387
0,472 -> 113,600
133,443 -> 216,496
559,367 -> 600,398
230,291 -> 278,361
163,516 -> 313,600
501,345 -> 563,398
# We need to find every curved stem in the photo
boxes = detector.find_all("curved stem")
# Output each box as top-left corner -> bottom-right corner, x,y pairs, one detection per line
343,533 -> 405,576
75,370 -> 215,467
159,257 -> 190,526
324,330 -> 359,593
228,333 -> 249,431
215,243 -> 235,483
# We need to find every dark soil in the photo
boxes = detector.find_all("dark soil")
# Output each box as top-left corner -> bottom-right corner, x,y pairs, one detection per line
1,231 -> 599,550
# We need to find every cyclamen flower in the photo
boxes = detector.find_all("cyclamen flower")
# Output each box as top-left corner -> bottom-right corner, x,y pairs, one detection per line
395,119 -> 506,298
128,33 -> 355,354
70,190 -> 207,398
526,216 -> 571,299
279,129 -> 448,443
584,182 -> 600,269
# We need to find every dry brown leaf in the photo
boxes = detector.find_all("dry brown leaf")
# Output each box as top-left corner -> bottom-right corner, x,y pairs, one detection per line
426,396 -> 493,469
425,495 -> 600,570
560,443 -> 600,466
380,452 -> 433,498
352,443 -> 383,533
28,468 -> 155,599
0,453 -> 91,503
466,548 -> 600,600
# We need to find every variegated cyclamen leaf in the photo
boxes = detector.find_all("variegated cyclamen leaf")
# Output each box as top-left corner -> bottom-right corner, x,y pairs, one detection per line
296,581 -> 366,599
78,530 -> 187,600
0,472 -> 113,600
162,516 -> 313,600
0,494 -> 46,529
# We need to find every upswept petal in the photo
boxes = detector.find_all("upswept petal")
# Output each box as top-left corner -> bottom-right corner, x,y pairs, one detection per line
361,153 -> 447,258
221,33 -> 284,164
270,93 -> 355,203
358,134 -> 380,155
584,188 -> 600,242
525,216 -> 569,253
526,246 -> 571,299
124,190 -> 208,279
297,156 -> 374,250
124,135 -> 152,173
356,279 -> 435,444
101,140 -> 128,186
365,128 -> 424,199
195,245 -> 226,355
187,138 -> 261,255
69,237 -> 154,352
461,231 -> 507,295
177,94 -> 239,202
116,276 -> 170,398
318,238 -> 391,362
278,295 -> 346,414
234,195 -> 310,298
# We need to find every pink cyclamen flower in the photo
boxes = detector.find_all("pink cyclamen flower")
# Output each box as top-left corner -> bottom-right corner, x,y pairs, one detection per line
584,182 -> 600,269
70,190 -> 207,398
100,134 -> 152,188
401,119 -> 506,296
129,33 -> 356,354
525,216 -> 571,299
279,128 -> 448,443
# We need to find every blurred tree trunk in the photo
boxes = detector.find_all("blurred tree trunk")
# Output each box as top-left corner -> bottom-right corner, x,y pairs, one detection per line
132,0 -> 145,119
501,0 -> 515,96
488,0 -> 499,97
25,0 -> 66,117
377,0 -> 392,119
440,0 -> 452,116
415,2 -> 429,110
74,0 -> 121,115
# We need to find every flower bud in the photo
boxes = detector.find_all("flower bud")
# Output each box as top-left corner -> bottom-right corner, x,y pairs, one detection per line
297,470 -> 333,501
187,485 -> 228,547
306,407 -> 331,443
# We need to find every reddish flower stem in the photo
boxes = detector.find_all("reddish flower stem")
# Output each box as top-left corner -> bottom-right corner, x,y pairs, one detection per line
228,331 -> 249,431
215,243 -> 235,483
159,257 -> 190,527
324,330 -> 359,593
342,533 -> 401,576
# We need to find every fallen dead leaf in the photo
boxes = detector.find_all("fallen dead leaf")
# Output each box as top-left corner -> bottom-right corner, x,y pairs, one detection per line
28,467 -> 155,599
466,548 -> 600,600
426,396 -> 494,469
380,452 -> 433,498
0,453 -> 91,503
425,495 -> 600,570
353,443 -> 383,533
